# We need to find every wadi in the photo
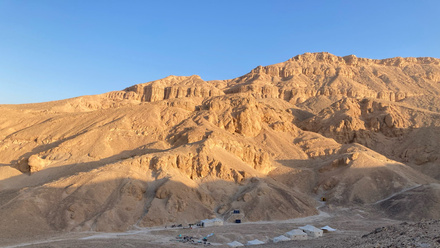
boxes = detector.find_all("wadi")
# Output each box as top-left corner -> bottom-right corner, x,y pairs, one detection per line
1,52 -> 440,247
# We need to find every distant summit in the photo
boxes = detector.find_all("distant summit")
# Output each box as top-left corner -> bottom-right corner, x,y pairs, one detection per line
99,52 -> 440,107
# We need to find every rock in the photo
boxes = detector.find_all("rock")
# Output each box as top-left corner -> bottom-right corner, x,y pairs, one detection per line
108,75 -> 224,103
28,154 -> 51,173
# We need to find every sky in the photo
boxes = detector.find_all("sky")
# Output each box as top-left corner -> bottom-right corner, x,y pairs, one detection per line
1,0 -> 439,104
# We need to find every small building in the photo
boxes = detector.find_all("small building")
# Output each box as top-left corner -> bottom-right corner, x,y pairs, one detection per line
200,218 -> 223,227
285,229 -> 308,240
272,235 -> 290,243
246,239 -> 265,245
227,241 -> 244,247
299,225 -> 323,238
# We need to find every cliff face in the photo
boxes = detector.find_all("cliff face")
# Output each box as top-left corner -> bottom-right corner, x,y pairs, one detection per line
226,53 -> 440,105
1,52 -> 440,237
106,75 -> 225,103
104,53 -> 440,113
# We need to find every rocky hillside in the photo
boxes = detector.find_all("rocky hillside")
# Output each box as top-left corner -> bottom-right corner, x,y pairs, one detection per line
1,52 -> 439,239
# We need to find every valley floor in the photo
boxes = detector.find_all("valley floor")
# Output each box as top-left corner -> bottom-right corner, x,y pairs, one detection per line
1,205 -> 420,248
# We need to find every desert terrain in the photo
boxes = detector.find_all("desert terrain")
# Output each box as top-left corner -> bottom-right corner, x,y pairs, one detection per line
1,52 -> 440,247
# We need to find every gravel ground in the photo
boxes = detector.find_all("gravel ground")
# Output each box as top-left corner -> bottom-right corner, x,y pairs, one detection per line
2,208 -> 439,248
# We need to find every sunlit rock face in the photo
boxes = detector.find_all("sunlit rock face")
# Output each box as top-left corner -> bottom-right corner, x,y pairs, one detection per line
1,52 -> 440,236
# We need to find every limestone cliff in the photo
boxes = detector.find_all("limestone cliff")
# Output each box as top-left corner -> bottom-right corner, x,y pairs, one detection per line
1,52 -> 440,238
226,52 -> 440,106
106,75 -> 224,103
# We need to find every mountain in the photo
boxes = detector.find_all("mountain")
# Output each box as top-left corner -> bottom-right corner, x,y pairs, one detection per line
1,52 -> 440,243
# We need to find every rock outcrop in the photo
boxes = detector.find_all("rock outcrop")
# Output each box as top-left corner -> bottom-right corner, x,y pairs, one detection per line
106,75 -> 224,102
299,98 -> 411,143
225,52 -> 440,106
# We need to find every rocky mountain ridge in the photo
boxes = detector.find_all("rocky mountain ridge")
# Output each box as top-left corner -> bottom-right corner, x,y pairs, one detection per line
0,52 -> 439,240
101,52 -> 440,107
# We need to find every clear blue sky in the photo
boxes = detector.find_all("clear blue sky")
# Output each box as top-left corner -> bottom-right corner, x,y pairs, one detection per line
1,0 -> 439,104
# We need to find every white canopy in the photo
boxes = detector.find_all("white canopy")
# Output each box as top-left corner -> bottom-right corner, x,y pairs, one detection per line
321,225 -> 337,232
273,235 -> 290,243
286,229 -> 307,236
246,239 -> 265,245
227,241 -> 244,247
300,225 -> 321,232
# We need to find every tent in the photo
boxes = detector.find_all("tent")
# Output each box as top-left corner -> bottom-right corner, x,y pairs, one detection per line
285,229 -> 308,240
321,225 -> 337,233
272,235 -> 290,243
299,225 -> 323,238
246,239 -> 265,245
200,218 -> 223,227
227,241 -> 244,247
